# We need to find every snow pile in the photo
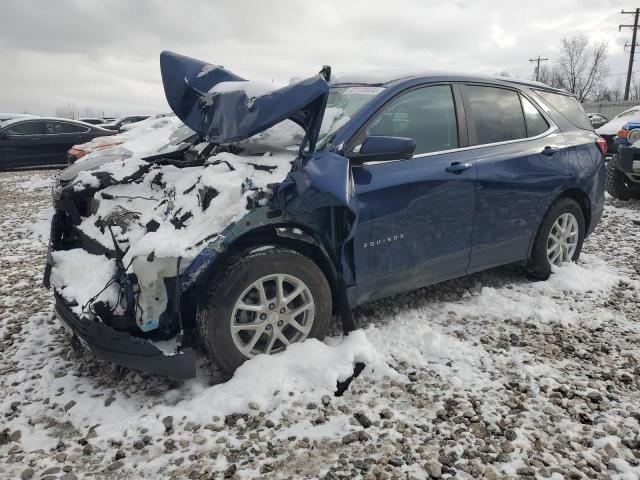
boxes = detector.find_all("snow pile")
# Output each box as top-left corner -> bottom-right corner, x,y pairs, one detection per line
443,254 -> 620,326
50,249 -> 119,313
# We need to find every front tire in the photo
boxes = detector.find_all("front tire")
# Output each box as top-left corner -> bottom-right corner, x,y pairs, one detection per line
197,247 -> 332,374
526,198 -> 585,280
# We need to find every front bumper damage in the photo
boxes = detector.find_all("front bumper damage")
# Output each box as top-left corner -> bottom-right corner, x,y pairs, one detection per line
54,294 -> 196,379
43,51 -> 340,379
45,205 -> 198,379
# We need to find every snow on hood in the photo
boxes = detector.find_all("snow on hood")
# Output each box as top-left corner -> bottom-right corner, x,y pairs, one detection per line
72,114 -> 193,159
595,105 -> 640,135
59,116 -> 195,183
160,51 -> 330,151
56,119 -> 303,328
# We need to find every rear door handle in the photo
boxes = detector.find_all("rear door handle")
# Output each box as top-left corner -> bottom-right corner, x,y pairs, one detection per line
445,162 -> 473,174
541,146 -> 560,156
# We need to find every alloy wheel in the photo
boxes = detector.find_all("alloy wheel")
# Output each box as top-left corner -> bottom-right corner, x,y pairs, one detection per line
546,212 -> 579,266
230,273 -> 315,358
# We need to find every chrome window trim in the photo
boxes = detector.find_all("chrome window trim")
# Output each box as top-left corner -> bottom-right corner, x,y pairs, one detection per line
43,121 -> 91,135
359,125 -> 560,165
412,124 -> 559,159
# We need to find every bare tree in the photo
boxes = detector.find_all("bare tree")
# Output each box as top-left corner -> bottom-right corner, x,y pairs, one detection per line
80,107 -> 103,118
553,35 -> 608,102
54,102 -> 79,119
535,65 -> 555,86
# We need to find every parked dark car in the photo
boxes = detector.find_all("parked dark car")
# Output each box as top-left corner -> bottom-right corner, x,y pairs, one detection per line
587,112 -> 608,129
100,115 -> 150,132
45,51 -> 605,378
0,118 -> 115,170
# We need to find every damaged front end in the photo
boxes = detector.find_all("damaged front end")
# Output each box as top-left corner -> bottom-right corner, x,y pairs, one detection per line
44,51 -> 336,379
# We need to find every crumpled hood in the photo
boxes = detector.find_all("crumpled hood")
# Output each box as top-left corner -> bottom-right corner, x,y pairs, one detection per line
160,51 -> 330,152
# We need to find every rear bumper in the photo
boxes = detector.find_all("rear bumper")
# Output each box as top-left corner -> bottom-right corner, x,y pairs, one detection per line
54,294 -> 196,379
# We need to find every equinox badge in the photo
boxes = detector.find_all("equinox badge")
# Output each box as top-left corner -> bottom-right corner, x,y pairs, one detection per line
363,233 -> 405,249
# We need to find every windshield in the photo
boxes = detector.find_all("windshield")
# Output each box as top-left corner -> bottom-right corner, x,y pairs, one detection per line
317,85 -> 385,148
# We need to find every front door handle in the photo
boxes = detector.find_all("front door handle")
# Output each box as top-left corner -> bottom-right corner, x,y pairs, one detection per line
541,146 -> 560,156
445,162 -> 473,174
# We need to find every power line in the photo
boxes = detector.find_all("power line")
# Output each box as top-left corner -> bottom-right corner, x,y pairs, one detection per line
529,56 -> 549,81
620,8 -> 640,100
591,12 -> 623,32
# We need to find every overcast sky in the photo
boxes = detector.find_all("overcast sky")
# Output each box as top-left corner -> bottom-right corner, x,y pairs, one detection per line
0,0 -> 633,117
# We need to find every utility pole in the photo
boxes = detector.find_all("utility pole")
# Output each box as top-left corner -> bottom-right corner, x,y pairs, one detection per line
529,56 -> 549,81
620,8 -> 640,100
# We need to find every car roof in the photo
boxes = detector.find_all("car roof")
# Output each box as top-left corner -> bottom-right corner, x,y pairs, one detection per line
331,71 -> 569,95
0,117 -> 111,130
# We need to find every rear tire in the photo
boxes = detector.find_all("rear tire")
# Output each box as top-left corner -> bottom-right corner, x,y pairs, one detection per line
197,247 -> 332,374
526,198 -> 585,280
605,158 -> 635,200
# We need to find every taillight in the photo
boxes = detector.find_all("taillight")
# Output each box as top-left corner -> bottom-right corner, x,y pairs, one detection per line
596,137 -> 607,156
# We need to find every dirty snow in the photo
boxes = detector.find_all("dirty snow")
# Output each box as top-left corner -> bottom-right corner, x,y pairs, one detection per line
1,170 -> 640,479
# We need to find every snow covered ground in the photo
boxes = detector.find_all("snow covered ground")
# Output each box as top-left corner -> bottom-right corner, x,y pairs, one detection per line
1,170 -> 640,480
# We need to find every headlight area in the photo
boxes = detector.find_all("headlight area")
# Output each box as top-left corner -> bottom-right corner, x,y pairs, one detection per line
628,128 -> 640,144
131,254 -> 189,334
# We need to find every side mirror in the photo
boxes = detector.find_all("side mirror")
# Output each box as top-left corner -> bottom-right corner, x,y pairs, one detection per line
349,136 -> 416,163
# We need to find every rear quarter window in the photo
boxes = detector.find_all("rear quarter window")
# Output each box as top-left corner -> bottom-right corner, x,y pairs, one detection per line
533,90 -> 592,130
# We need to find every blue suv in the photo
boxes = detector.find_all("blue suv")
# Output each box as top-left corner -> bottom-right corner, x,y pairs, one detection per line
45,52 -> 605,377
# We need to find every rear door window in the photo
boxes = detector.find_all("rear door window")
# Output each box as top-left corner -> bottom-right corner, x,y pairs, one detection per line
520,95 -> 549,137
533,90 -> 592,130
464,85 -> 526,144
3,121 -> 45,135
45,121 -> 90,134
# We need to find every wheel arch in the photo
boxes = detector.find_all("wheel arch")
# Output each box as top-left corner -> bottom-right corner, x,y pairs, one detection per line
526,187 -> 591,259
557,187 -> 591,233
186,223 -> 344,318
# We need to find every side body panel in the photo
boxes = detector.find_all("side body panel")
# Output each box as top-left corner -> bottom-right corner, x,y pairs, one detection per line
468,130 -> 572,272
351,150 -> 476,303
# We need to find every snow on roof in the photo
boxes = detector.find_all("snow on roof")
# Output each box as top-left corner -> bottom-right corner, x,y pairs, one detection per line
596,105 -> 640,135
0,116 -> 110,129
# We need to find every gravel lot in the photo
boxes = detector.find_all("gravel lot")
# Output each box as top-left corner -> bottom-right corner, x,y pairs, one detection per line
1,169 -> 640,480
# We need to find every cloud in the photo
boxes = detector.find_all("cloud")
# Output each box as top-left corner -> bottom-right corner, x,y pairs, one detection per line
0,0 -> 629,116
